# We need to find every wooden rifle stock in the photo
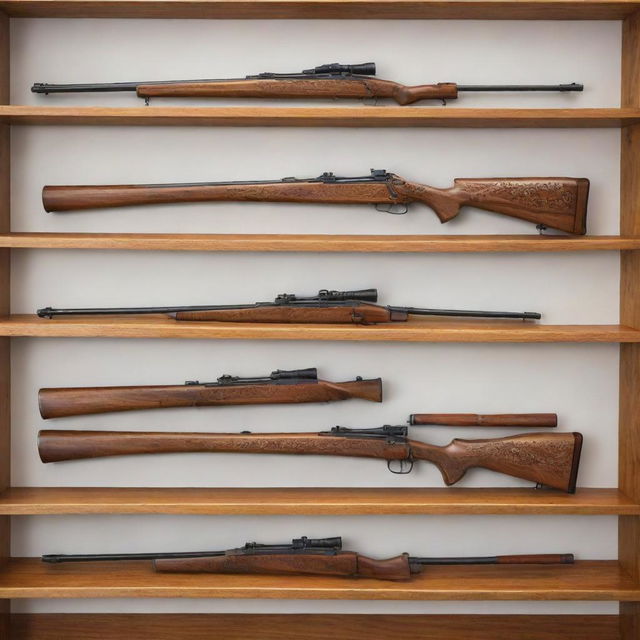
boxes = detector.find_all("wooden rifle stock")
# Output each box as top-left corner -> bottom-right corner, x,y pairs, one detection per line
153,551 -> 414,579
135,78 -> 459,104
410,413 -> 558,427
37,430 -> 582,492
153,551 -> 574,578
41,175 -> 590,235
38,377 -> 382,419
173,303 -> 397,324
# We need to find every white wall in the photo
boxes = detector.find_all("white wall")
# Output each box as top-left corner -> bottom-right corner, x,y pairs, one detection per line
8,18 -> 622,615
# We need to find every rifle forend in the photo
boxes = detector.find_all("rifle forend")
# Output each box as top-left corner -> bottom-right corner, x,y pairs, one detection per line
37,428 -> 583,493
41,171 -> 590,235
38,368 -> 383,418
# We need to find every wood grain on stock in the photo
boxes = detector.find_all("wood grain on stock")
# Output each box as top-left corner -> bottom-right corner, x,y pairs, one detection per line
41,177 -> 588,236
37,430 -> 582,492
38,378 -> 382,418
411,432 -> 582,493
410,413 -> 558,427
174,304 -> 396,324
154,552 -> 413,581
136,78 -> 459,106
37,431 -> 409,464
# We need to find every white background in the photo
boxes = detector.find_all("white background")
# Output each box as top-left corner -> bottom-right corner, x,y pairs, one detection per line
9,18 -> 622,615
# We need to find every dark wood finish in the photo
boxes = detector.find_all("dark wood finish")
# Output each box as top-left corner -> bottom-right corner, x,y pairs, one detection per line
154,552 -> 569,579
175,303 -> 395,324
41,176 -> 589,235
6,613 -> 624,640
2,559 -> 635,600
137,78 -> 459,105
154,552 -> 414,581
37,430 -> 582,492
620,12 -> 640,640
38,377 -> 382,418
409,413 -> 558,427
0,1 -> 639,20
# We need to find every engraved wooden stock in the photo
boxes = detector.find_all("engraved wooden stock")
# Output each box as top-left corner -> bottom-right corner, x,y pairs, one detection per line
38,378 -> 382,419
409,413 -> 558,427
174,304 -> 397,324
135,78 -> 459,106
37,431 -> 410,464
37,429 -> 582,493
410,432 -> 582,493
41,176 -> 589,236
153,552 -> 413,580
395,177 -> 590,235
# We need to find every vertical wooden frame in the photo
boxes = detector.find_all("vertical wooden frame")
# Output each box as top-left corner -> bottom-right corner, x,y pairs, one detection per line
0,9 -> 8,639
620,10 -> 640,640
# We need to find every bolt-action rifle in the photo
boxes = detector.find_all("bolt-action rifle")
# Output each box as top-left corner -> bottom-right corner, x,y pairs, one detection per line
41,535 -> 575,581
38,427 -> 583,492
37,288 -> 541,325
41,170 -> 590,235
31,62 -> 583,106
37,368 -> 382,419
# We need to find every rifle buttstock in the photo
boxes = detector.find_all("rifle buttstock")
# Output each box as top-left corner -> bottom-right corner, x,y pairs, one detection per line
411,432 -> 582,493
398,177 -> 589,234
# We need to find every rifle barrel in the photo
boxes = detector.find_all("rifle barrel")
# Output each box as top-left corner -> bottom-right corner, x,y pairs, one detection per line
411,553 -> 574,565
42,550 -> 225,563
457,83 -> 583,92
390,307 -> 541,320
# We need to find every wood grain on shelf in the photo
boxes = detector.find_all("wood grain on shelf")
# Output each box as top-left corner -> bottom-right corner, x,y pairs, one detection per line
2,233 -> 639,253
0,0 -> 638,19
0,488 -> 634,516
0,559 -> 636,600
1,315 -> 638,342
0,8 -> 10,634
620,12 -> 640,639
7,613 -> 622,640
0,107 -> 639,128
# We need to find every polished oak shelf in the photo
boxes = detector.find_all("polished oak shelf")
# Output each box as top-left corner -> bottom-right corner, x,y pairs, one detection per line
0,107 -> 639,128
0,488 -> 634,516
1,315 -> 638,342
0,0 -> 638,19
1,560 -> 636,600
2,233 -> 640,253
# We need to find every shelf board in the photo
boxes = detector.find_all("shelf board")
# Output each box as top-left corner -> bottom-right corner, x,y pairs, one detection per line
0,488 -> 634,516
6,613 -> 624,640
1,315 -> 638,342
0,107 -> 639,128
0,0 -> 639,19
1,559 -> 636,600
2,233 -> 639,253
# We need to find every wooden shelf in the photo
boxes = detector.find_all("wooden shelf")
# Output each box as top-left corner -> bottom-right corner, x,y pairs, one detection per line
0,488 -> 634,516
0,107 -> 639,128
2,233 -> 639,253
1,559 -> 636,600
6,613 -> 624,640
2,315 -> 638,342
0,0 -> 638,20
